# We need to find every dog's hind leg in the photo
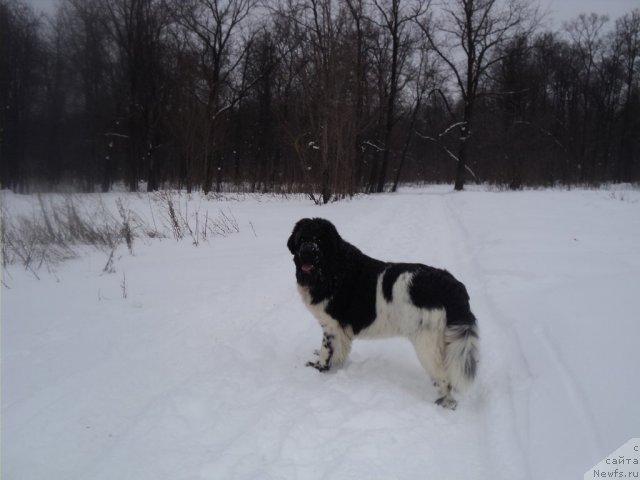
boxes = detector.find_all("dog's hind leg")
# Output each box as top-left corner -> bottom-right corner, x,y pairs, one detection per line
411,327 -> 457,409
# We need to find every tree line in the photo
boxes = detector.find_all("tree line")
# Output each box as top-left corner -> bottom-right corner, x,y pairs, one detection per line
1,0 -> 639,200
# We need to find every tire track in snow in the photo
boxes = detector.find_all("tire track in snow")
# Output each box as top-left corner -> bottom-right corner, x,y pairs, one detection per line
533,324 -> 601,458
442,193 -> 603,473
438,193 -> 535,478
392,191 -> 534,479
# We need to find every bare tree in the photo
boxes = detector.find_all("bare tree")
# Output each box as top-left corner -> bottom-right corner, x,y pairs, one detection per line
168,0 -> 258,193
102,0 -> 171,191
274,0 -> 364,203
369,0 -> 427,192
344,0 -> 375,190
391,39 -> 439,191
56,0 -> 114,191
614,9 -> 640,181
0,0 -> 43,192
417,0 -> 538,190
564,13 -> 609,181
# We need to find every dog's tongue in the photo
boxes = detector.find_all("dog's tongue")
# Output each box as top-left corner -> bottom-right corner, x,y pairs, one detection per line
301,264 -> 315,273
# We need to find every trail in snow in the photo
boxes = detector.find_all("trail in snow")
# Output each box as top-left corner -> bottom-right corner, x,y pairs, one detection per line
3,187 -> 639,480
446,189 -> 640,479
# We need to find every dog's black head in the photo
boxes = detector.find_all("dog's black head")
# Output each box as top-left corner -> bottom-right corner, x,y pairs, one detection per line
287,218 -> 342,288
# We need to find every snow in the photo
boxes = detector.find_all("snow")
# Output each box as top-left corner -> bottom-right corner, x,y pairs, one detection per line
2,186 -> 640,480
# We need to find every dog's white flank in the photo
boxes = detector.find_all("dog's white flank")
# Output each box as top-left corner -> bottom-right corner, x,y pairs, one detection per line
298,269 -> 478,409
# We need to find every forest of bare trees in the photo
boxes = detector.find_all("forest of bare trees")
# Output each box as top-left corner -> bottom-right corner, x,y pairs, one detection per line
1,0 -> 639,201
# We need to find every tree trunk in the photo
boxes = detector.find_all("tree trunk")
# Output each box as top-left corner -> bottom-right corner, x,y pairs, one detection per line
392,98 -> 420,192
454,137 -> 468,191
455,100 -> 472,190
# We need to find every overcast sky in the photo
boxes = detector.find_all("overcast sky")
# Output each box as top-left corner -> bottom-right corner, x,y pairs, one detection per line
542,0 -> 638,26
25,0 -> 639,27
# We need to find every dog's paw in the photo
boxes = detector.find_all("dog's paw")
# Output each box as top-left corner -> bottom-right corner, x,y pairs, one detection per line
435,395 -> 458,410
306,360 -> 330,372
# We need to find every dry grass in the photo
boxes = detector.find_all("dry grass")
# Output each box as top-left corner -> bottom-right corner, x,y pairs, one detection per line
2,192 -> 241,277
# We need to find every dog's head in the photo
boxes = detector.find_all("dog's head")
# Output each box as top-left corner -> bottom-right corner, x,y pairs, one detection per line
287,218 -> 342,287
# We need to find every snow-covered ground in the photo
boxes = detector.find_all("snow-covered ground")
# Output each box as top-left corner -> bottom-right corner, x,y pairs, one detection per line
2,186 -> 639,480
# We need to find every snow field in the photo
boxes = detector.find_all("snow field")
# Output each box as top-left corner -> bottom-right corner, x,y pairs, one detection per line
2,187 -> 640,480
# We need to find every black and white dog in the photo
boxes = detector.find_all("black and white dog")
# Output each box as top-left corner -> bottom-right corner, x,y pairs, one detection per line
287,218 -> 479,409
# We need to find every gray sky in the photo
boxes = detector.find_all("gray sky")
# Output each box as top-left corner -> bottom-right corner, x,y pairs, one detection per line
543,0 -> 638,26
26,0 -> 639,26
25,0 -> 56,15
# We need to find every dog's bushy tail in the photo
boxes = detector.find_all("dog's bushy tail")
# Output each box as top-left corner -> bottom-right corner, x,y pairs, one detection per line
444,320 -> 479,391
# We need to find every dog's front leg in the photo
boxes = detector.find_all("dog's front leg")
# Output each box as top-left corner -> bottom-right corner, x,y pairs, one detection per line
307,327 -> 352,372
306,332 -> 335,372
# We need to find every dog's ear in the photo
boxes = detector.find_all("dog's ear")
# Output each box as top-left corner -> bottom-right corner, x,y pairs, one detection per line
287,219 -> 306,254
287,230 -> 297,254
316,218 -> 341,253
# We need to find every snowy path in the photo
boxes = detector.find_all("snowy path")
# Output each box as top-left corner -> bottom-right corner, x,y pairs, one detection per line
3,188 -> 639,480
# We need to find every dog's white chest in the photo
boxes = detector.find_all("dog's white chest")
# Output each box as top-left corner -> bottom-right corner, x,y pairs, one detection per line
297,286 -> 341,333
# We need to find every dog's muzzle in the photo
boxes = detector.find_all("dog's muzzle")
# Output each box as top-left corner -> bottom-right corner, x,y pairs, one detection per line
298,242 -> 319,273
